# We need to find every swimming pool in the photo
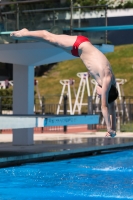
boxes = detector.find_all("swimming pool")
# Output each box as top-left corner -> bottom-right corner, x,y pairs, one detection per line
0,149 -> 133,200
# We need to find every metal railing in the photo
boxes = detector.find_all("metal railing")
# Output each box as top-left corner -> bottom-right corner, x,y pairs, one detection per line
0,1 -> 108,44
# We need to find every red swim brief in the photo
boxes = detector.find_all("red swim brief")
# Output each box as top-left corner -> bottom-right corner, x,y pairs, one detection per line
71,35 -> 90,57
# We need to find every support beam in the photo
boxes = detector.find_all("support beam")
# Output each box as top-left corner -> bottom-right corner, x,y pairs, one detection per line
13,64 -> 34,146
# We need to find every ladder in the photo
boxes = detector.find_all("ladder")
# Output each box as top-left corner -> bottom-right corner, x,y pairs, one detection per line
57,79 -> 74,115
73,72 -> 91,114
115,79 -> 129,122
0,80 -> 13,89
91,79 -> 101,113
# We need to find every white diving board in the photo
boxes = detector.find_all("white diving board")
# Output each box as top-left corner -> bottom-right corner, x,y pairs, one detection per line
0,115 -> 99,129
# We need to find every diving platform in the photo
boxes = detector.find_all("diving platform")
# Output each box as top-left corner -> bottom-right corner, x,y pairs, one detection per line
0,35 -> 114,146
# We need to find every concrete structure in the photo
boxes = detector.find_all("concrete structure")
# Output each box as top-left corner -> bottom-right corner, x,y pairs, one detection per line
0,132 -> 133,168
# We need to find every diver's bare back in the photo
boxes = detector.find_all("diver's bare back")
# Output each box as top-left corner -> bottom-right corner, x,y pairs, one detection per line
55,35 -> 114,85
54,34 -> 114,86
78,42 -> 115,86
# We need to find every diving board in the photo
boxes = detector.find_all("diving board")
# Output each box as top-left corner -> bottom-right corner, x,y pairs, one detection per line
0,31 -> 12,35
0,115 -> 99,129
1,25 -> 133,35
70,25 -> 133,32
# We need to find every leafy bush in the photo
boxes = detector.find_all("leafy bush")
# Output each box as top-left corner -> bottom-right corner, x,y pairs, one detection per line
0,89 -> 13,111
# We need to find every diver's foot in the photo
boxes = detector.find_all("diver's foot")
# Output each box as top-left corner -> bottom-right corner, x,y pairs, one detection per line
10,28 -> 29,39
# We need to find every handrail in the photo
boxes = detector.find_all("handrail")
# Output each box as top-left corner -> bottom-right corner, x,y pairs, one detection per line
0,0 -> 45,6
2,5 -> 108,15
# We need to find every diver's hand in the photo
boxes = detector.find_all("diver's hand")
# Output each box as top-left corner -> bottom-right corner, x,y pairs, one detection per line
105,129 -> 116,138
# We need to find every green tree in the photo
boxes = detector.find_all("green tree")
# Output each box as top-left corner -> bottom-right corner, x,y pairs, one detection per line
69,0 -> 107,6
70,0 -> 133,8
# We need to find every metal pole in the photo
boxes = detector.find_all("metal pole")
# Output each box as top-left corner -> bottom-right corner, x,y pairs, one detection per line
0,97 -> 1,133
42,96 -> 45,114
0,97 -> 2,115
63,94 -> 67,133
122,96 -> 125,124
15,3 -> 19,44
70,0 -> 73,35
78,3 -> 81,28
5,14 -> 7,31
41,96 -> 45,133
53,10 -> 55,26
105,5 -> 108,44
88,96 -> 93,130
16,3 -> 19,31
117,106 -> 121,133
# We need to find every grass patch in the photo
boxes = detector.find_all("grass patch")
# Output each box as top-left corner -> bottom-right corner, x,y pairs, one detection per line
120,123 -> 133,132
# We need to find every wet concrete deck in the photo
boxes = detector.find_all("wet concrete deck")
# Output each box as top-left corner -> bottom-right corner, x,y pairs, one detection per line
0,132 -> 133,167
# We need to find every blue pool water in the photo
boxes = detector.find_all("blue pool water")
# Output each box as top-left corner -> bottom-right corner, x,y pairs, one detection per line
0,149 -> 133,200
